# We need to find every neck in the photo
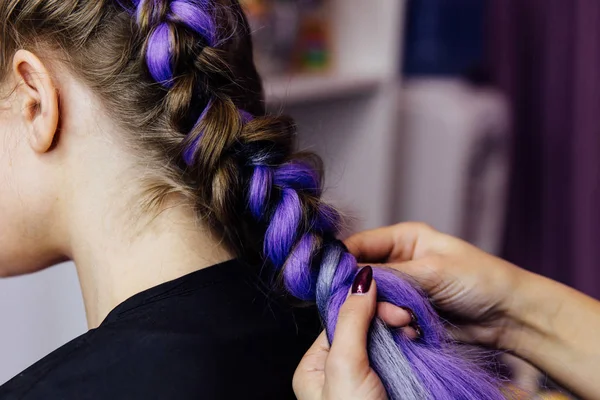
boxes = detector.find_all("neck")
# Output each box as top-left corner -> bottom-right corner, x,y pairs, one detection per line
68,195 -> 232,329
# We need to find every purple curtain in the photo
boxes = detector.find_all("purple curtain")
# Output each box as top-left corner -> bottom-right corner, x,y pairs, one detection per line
489,0 -> 600,298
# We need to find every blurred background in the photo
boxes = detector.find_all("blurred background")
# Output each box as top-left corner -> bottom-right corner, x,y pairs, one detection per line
1,0 -> 597,397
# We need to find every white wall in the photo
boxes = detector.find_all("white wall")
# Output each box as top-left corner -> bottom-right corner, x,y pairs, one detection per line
395,79 -> 511,254
0,263 -> 86,383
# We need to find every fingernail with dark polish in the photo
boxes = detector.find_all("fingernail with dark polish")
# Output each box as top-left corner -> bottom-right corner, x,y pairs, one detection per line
352,266 -> 373,294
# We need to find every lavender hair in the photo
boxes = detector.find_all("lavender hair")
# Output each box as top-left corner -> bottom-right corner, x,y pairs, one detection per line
0,0 -> 506,398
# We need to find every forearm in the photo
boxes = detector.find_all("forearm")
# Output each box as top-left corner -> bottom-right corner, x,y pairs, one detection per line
504,269 -> 600,399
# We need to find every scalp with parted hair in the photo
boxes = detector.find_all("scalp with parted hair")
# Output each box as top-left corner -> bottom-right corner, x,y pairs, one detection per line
0,1 -> 507,398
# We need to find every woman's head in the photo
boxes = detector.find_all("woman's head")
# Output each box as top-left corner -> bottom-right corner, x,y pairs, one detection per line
0,0 -> 278,275
0,1 -> 506,398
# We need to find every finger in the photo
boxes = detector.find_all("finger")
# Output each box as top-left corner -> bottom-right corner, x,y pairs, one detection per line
446,324 -> 501,347
377,302 -> 412,327
344,222 -> 432,263
400,325 -> 420,340
301,330 -> 331,364
293,331 -> 329,399
446,325 -> 476,344
377,303 -> 421,340
328,266 -> 376,371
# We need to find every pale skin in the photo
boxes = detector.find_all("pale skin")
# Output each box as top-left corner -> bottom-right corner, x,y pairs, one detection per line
0,49 -> 232,328
294,223 -> 600,400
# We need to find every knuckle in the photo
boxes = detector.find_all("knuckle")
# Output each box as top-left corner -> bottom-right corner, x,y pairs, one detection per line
416,221 -> 434,231
402,221 -> 434,232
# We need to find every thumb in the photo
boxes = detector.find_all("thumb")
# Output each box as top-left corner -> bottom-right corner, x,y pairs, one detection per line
327,266 -> 377,376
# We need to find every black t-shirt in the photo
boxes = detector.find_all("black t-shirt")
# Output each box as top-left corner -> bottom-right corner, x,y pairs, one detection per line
0,260 -> 320,399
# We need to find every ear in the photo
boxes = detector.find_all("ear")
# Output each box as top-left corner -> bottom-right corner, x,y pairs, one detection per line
12,49 -> 59,153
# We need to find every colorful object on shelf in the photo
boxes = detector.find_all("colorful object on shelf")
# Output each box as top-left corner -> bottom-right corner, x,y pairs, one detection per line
241,0 -> 332,76
292,0 -> 331,72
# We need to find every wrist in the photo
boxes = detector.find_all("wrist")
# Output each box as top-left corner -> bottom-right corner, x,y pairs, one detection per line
497,266 -> 581,364
497,267 -> 600,399
496,266 -> 553,354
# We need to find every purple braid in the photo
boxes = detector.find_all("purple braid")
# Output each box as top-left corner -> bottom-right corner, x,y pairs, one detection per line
121,0 -> 506,398
121,0 -> 219,167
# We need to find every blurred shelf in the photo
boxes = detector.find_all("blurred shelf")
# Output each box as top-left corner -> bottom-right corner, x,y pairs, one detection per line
264,74 -> 383,106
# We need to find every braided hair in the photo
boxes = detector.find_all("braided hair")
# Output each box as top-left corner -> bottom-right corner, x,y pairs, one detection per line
0,1 -> 505,398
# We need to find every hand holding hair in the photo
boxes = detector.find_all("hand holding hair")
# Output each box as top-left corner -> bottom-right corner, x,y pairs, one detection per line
345,222 -> 522,350
345,223 -> 600,400
294,266 -> 416,400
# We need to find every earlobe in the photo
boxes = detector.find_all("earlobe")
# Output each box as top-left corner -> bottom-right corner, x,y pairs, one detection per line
12,50 -> 59,153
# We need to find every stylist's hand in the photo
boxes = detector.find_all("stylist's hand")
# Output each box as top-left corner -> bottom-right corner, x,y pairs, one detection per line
345,223 -> 525,349
294,266 -> 400,400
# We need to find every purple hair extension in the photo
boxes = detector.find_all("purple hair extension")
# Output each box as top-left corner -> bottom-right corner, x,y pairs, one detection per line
248,166 -> 272,219
169,1 -> 216,46
182,98 -> 213,165
274,161 -> 321,196
124,0 -> 506,398
264,188 -> 302,268
146,23 -> 174,85
283,233 -> 318,301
